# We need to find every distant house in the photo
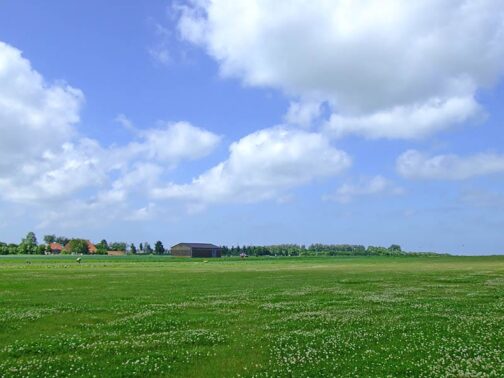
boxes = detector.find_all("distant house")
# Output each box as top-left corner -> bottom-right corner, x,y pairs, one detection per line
87,241 -> 97,254
49,242 -> 63,254
171,243 -> 222,258
107,250 -> 125,256
63,240 -> 97,254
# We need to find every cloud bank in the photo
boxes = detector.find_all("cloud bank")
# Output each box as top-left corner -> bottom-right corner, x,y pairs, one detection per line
0,41 -> 221,212
178,0 -> 504,138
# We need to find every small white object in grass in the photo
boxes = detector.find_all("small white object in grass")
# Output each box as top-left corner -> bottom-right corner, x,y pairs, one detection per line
76,257 -> 81,264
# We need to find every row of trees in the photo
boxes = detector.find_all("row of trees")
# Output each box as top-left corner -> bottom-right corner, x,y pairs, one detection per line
58,239 -> 167,255
0,232 -> 167,256
123,241 -> 165,254
220,244 -> 406,257
0,232 -> 45,255
220,244 -> 447,257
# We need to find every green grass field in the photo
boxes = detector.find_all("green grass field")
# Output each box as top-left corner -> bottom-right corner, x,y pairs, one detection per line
0,255 -> 503,377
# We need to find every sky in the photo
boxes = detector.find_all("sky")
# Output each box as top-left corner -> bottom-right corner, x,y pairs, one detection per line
1,1 -> 504,254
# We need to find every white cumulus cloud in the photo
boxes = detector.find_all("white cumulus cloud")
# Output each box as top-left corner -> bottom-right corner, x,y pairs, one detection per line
152,126 -> 351,204
115,121 -> 221,165
324,96 -> 482,139
0,138 -> 105,203
0,41 -> 84,175
178,0 -> 504,138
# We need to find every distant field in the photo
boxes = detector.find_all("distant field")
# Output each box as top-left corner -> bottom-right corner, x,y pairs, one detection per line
0,256 -> 503,377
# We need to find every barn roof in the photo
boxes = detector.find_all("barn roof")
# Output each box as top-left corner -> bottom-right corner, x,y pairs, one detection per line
172,243 -> 221,249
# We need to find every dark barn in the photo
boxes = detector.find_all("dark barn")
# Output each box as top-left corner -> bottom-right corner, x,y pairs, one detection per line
171,243 -> 222,258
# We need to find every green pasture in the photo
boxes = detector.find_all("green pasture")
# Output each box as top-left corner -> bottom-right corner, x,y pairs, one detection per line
0,256 -> 503,377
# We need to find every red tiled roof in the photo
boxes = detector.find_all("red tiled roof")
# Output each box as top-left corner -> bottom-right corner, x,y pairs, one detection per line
49,242 -> 63,250
87,240 -> 97,253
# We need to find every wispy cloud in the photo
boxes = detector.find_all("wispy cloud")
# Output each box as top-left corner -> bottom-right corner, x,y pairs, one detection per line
397,150 -> 504,180
147,22 -> 172,66
324,176 -> 404,203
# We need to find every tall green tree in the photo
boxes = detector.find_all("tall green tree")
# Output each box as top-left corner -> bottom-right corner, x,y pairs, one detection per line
389,244 -> 402,252
97,239 -> 109,249
96,239 -> 109,254
154,241 -> 165,255
144,242 -> 153,254
55,236 -> 70,246
130,243 -> 137,254
19,232 -> 38,254
63,239 -> 89,254
23,232 -> 37,246
110,242 -> 127,252
43,234 -> 56,244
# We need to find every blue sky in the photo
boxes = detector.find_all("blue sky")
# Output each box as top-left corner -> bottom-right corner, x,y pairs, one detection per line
1,1 -> 504,254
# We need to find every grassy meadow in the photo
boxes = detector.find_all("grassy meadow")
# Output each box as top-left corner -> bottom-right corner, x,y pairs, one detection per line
0,255 -> 503,377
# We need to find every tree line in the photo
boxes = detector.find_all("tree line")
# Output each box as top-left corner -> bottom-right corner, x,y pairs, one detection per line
219,244 -> 442,256
222,244 -> 448,256
0,232 -> 447,257
0,232 -> 166,255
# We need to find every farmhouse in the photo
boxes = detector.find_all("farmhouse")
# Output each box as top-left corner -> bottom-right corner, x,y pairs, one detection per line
171,243 -> 222,258
49,242 -> 63,254
62,240 -> 97,254
87,241 -> 97,254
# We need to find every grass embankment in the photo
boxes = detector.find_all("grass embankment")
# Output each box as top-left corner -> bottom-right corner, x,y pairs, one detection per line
0,256 -> 503,377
